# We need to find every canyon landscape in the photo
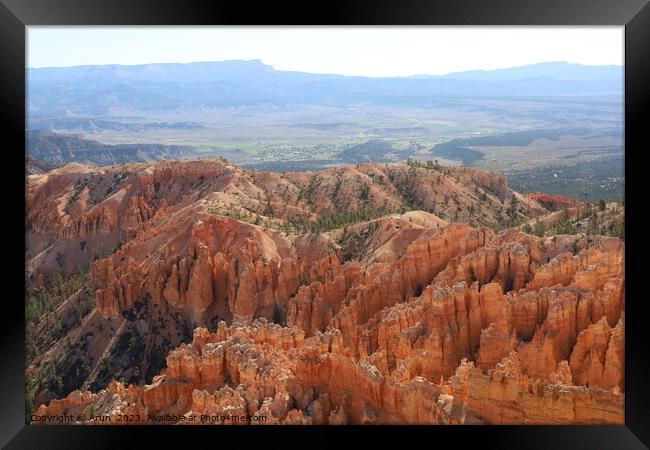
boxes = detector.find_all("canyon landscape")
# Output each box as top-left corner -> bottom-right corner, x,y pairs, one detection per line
23,27 -> 626,428
26,158 -> 625,425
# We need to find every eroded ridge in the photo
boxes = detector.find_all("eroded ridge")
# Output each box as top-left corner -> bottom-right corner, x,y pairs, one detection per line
33,215 -> 624,424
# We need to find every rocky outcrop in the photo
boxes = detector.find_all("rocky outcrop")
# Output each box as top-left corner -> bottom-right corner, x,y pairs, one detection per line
328,224 -> 489,347
453,351 -> 624,424
526,192 -> 583,211
27,160 -> 550,287
37,265 -> 625,425
34,221 -> 625,425
32,320 -> 454,424
569,314 -> 625,390
29,160 -> 624,426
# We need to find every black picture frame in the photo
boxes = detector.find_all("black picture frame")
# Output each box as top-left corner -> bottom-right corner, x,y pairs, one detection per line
2,0 -> 649,448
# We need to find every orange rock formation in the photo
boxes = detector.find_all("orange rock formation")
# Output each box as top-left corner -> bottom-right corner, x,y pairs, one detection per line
28,160 -> 624,425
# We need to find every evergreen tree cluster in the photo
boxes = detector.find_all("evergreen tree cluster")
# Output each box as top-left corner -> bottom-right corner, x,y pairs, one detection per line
25,270 -> 88,361
289,206 -> 393,234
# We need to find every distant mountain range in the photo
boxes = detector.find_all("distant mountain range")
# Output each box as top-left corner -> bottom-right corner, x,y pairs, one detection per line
413,61 -> 622,81
27,60 -> 623,117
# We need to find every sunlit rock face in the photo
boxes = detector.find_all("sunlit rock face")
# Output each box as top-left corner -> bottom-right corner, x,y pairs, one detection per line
28,160 -> 624,425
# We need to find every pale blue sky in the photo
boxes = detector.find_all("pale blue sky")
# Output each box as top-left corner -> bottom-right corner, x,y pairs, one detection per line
27,26 -> 623,77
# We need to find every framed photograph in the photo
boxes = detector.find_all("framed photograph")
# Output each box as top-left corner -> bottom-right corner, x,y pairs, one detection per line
2,0 -> 648,447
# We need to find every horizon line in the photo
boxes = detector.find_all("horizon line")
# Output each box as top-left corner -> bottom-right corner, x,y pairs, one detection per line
26,59 -> 624,78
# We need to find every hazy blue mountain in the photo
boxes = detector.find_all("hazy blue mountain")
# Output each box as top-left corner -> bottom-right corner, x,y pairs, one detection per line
27,60 -> 623,118
416,61 -> 623,81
